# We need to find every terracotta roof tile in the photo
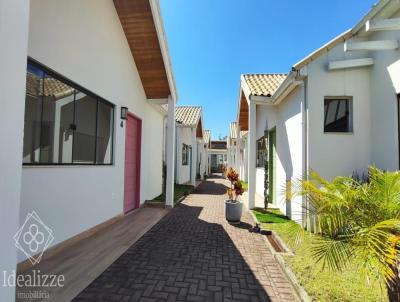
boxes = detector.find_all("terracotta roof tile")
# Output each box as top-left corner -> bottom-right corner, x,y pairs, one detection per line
243,74 -> 287,97
175,106 -> 202,127
26,72 -> 74,99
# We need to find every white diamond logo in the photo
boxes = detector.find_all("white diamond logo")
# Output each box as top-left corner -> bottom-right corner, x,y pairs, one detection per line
14,211 -> 54,265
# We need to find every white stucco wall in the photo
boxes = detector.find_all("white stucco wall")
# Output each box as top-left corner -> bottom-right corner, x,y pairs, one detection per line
255,168 -> 265,208
276,89 -> 304,222
227,145 -> 235,169
19,0 -> 164,259
368,9 -> 400,170
255,105 -> 277,200
197,139 -> 207,178
238,135 -> 248,181
176,127 -> 193,184
0,0 -> 30,300
256,90 -> 303,220
307,41 -> 372,180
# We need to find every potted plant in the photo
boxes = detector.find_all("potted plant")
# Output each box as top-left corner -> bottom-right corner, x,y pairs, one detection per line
225,168 -> 244,224
221,164 -> 227,178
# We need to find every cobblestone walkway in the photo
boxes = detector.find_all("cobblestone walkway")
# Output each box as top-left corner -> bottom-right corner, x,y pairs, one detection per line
74,176 -> 297,302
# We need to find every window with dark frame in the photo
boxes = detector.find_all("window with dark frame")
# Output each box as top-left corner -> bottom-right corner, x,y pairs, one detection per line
324,97 -> 353,133
182,144 -> 189,165
256,136 -> 266,168
23,60 -> 115,165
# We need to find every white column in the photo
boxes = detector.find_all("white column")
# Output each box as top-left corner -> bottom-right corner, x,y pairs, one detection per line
236,126 -> 241,174
206,146 -> 210,176
0,0 -> 30,301
200,144 -> 204,180
191,128 -> 197,186
244,140 -> 248,182
247,102 -> 257,209
165,95 -> 175,207
175,127 -> 180,184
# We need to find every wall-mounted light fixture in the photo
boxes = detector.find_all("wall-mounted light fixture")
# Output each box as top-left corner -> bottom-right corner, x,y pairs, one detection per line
121,107 -> 128,120
120,106 -> 128,127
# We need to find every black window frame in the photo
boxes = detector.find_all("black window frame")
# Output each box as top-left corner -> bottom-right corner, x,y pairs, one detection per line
256,136 -> 267,168
182,144 -> 189,166
324,96 -> 353,133
23,58 -> 115,166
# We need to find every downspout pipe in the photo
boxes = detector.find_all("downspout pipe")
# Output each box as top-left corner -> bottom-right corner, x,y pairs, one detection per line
302,76 -> 309,229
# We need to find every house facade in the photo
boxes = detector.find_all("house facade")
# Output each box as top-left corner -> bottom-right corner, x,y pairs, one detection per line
0,1 -> 178,300
227,122 -> 238,170
210,141 -> 228,173
204,130 -> 212,175
236,0 -> 400,224
175,106 -> 206,185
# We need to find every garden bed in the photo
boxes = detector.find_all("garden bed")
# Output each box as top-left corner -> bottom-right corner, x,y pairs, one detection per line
252,208 -> 388,302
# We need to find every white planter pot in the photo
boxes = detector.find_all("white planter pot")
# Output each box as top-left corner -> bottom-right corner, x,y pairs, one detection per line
224,200 -> 243,224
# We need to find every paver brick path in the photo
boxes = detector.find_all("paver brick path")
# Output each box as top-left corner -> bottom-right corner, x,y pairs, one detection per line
74,175 -> 297,302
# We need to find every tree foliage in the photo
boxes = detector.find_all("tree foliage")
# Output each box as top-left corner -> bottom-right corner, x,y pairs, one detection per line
290,167 -> 400,299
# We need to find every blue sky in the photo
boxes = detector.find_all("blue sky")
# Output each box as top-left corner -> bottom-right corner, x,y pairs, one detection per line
160,0 -> 376,139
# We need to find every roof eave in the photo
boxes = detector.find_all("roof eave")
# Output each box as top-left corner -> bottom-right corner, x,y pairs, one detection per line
352,0 -> 392,35
270,71 -> 299,105
149,0 -> 178,102
292,29 -> 353,71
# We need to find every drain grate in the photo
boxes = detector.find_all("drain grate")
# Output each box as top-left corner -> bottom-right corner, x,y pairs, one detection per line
249,224 -> 287,253
266,233 -> 285,253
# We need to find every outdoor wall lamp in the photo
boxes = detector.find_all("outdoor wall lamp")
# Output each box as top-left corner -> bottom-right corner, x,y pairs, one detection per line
120,106 -> 128,127
121,106 -> 128,120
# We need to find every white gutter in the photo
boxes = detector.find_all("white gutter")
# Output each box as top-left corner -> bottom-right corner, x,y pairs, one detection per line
252,71 -> 303,106
149,0 -> 178,102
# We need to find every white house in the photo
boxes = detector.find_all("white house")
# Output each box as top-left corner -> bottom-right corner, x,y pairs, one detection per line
209,140 -> 228,173
227,122 -> 239,170
0,1 -> 178,300
175,106 -> 206,185
236,0 -> 400,225
204,130 -> 212,175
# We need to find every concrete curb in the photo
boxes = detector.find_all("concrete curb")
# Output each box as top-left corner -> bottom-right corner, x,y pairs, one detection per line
248,210 -> 312,302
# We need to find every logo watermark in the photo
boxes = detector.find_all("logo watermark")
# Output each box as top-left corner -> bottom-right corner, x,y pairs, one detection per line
4,211 -> 65,300
14,211 -> 54,265
3,270 -> 65,288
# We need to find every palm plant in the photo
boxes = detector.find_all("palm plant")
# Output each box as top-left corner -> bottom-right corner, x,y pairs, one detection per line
290,167 -> 400,301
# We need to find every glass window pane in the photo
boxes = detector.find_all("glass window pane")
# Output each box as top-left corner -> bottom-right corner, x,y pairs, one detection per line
182,144 -> 187,165
23,64 -> 43,163
337,100 -> 347,119
324,98 -> 351,132
96,101 -> 114,164
40,72 -> 75,163
73,91 -> 97,164
23,61 -> 115,165
325,100 -> 338,125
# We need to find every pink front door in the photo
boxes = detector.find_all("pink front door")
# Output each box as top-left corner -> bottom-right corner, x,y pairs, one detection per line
124,113 -> 142,213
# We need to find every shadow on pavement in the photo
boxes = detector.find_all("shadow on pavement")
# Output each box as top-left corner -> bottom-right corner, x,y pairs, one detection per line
74,203 -> 272,302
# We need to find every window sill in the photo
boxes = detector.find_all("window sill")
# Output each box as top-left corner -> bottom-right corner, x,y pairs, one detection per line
22,164 -> 114,168
323,131 -> 354,135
